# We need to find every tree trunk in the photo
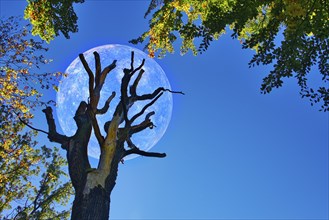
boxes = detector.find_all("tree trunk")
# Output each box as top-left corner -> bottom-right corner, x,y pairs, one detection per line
71,186 -> 110,220
71,185 -> 110,220
42,51 -> 174,220
69,138 -> 123,220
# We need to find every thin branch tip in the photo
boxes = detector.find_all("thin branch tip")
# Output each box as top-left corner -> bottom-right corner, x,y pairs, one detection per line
165,89 -> 185,95
124,147 -> 167,158
14,111 -> 49,135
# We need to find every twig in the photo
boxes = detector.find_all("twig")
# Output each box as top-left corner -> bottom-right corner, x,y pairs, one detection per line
163,88 -> 185,95
14,111 -> 49,134
124,147 -> 166,158
130,92 -> 163,123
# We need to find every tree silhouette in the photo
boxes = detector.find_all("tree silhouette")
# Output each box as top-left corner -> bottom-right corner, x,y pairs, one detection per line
42,51 -> 182,219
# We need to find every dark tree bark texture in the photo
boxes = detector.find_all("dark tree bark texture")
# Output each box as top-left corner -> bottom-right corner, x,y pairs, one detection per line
42,51 -> 183,219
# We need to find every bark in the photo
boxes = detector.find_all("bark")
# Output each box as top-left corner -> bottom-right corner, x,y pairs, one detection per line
70,139 -> 124,220
41,51 -> 182,220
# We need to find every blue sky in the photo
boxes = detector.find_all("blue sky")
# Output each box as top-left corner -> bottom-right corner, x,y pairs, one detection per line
1,1 -> 328,219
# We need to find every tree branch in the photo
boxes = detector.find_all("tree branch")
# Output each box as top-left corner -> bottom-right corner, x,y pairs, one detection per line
130,92 -> 163,123
94,51 -> 101,86
131,58 -> 145,76
119,52 -> 148,127
74,101 -> 88,118
90,111 -> 104,147
130,111 -> 155,134
163,88 -> 185,95
42,107 -> 70,145
14,112 -> 48,135
136,87 -> 184,101
80,52 -> 118,147
124,147 -> 166,158
130,51 -> 134,71
79,53 -> 94,106
126,137 -> 136,149
121,69 -> 131,126
129,69 -> 145,97
96,91 -> 116,114
135,87 -> 164,101
99,60 -> 117,86
122,53 -> 145,89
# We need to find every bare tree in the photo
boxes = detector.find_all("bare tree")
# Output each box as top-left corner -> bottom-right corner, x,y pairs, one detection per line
41,51 -> 183,219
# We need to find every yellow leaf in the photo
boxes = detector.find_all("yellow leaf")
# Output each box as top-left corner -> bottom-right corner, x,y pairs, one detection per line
53,85 -> 58,92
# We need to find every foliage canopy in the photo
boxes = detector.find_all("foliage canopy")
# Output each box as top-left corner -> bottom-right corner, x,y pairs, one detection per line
0,16 -> 62,115
131,0 -> 329,110
24,0 -> 84,42
23,0 -> 328,109
0,16 -> 72,219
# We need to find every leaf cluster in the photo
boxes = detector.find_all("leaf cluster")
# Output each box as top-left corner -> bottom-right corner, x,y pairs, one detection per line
0,105 -> 73,220
132,0 -> 329,111
24,0 -> 84,43
0,16 -> 63,115
0,16 -> 73,219
0,105 -> 39,213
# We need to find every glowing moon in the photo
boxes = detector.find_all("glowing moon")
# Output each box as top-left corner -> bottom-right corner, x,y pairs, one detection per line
56,44 -> 173,160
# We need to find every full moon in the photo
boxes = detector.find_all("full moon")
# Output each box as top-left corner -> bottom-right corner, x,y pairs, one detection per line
56,44 -> 173,160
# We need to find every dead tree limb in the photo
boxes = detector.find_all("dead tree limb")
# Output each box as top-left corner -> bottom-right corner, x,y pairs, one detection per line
94,52 -> 101,85
41,107 -> 70,146
79,54 -> 94,104
124,148 -> 166,158
79,52 -> 117,147
96,92 -> 116,115
15,111 -> 49,135
129,69 -> 145,96
115,52 -> 184,159
130,92 -> 163,124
